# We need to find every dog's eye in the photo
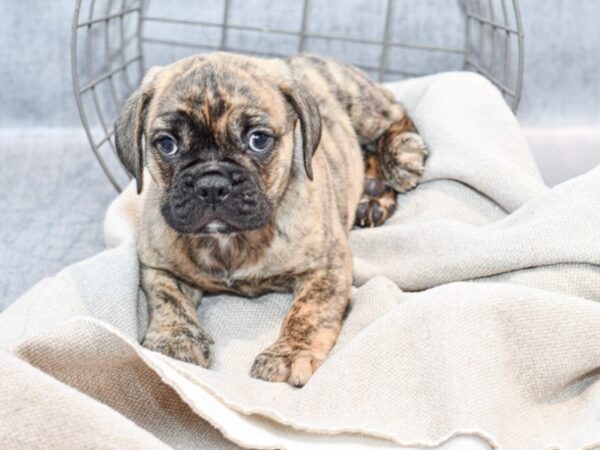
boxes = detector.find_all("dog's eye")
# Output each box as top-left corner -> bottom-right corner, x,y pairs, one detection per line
156,136 -> 178,156
248,132 -> 273,153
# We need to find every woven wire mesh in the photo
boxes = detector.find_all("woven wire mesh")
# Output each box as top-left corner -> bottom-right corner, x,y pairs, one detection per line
72,0 -> 524,192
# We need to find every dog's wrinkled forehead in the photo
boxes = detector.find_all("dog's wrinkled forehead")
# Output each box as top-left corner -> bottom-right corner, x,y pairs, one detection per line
147,54 -> 291,136
114,52 -> 322,193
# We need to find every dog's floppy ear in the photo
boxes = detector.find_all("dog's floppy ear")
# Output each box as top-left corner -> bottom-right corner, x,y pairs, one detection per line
114,67 -> 160,194
280,80 -> 322,180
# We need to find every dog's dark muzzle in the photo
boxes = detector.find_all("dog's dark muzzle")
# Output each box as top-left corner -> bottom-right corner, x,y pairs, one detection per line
162,161 -> 271,234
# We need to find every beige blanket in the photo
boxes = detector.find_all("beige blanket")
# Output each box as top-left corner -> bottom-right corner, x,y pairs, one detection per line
2,72 -> 599,450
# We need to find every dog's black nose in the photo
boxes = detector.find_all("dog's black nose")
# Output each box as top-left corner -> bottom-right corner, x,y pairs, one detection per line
194,172 -> 232,208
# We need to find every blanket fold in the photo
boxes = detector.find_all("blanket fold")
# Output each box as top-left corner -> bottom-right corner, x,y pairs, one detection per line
1,72 -> 599,450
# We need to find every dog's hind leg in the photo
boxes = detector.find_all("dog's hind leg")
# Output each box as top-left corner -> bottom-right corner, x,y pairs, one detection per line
339,76 -> 428,196
292,55 -> 428,225
297,55 -> 428,215
376,114 -> 428,194
354,116 -> 427,227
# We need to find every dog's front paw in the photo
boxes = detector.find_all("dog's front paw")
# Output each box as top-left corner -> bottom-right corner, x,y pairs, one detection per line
251,340 -> 324,387
380,131 -> 428,193
142,324 -> 213,367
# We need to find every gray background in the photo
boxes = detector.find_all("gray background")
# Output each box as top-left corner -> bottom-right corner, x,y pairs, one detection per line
2,0 -> 599,129
0,0 -> 599,309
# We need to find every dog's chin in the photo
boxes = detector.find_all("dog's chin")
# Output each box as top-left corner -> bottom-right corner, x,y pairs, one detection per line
187,216 -> 271,235
193,219 -> 266,235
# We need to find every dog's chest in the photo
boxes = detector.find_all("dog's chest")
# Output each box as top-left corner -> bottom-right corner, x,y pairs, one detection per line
190,268 -> 294,297
181,234 -> 302,297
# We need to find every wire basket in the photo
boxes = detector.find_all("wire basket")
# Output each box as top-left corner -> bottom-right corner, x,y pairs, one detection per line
72,0 -> 524,192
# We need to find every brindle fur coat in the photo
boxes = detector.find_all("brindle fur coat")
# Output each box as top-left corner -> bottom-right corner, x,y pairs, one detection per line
114,52 -> 427,386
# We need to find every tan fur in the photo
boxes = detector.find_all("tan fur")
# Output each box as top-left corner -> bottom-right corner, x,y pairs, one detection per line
114,52 -> 427,386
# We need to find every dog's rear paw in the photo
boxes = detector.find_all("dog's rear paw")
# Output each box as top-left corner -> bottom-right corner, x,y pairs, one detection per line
380,132 -> 427,193
143,324 -> 213,367
356,154 -> 399,228
355,188 -> 397,228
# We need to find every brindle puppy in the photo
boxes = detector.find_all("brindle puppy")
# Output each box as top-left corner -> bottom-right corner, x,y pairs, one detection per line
115,52 -> 427,386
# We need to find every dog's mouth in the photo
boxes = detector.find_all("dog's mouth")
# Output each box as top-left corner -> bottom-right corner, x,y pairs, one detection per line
190,212 -> 264,235
160,171 -> 273,235
200,220 -> 230,234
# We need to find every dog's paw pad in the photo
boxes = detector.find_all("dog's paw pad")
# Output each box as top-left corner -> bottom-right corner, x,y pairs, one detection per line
355,189 -> 397,228
363,177 -> 387,197
143,325 -> 213,367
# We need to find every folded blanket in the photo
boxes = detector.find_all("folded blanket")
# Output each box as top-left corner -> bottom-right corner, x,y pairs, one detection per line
2,72 -> 599,450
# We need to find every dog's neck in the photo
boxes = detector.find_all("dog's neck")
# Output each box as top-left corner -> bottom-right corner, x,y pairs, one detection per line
186,225 -> 276,274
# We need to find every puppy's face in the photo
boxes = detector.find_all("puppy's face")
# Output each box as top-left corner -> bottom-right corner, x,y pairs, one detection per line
115,53 -> 321,235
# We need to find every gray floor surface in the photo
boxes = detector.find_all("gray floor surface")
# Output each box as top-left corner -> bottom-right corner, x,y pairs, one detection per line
0,134 -> 115,310
0,131 -> 599,311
